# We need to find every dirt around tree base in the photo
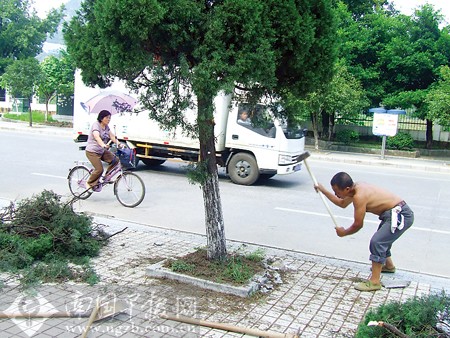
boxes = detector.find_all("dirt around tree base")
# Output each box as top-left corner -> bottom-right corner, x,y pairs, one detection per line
163,248 -> 270,286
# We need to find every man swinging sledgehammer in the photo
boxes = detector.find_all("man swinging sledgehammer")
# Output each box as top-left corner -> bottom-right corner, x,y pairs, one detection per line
314,172 -> 414,292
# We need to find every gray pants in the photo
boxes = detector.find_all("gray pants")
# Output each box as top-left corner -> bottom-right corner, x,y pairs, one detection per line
369,203 -> 414,264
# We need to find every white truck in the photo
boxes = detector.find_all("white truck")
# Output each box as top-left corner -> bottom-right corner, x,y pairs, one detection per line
72,71 -> 307,185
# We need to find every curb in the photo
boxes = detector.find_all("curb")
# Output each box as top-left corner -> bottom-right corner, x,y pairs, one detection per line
306,148 -> 450,174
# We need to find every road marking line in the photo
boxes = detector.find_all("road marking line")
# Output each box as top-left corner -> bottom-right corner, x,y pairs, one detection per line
32,173 -> 66,179
275,207 -> 450,235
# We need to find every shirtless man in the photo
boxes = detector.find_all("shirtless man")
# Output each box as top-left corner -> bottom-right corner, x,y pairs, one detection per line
315,172 -> 414,291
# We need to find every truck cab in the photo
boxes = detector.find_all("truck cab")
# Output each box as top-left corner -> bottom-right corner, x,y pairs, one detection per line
223,102 -> 306,185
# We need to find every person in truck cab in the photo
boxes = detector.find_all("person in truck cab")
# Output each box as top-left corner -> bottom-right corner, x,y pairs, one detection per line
237,110 -> 252,125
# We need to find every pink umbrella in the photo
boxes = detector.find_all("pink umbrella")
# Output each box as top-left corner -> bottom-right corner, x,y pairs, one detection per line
81,91 -> 138,115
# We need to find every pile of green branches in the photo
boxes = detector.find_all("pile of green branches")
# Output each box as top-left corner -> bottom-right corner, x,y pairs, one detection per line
356,291 -> 450,337
0,190 -> 108,287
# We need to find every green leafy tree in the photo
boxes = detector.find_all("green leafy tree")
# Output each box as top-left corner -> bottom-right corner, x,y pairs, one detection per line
293,60 -> 367,149
426,66 -> 450,127
0,57 -> 41,126
286,2 -> 370,149
339,7 -> 400,106
64,0 -> 337,260
344,4 -> 450,148
0,0 -> 64,75
340,0 -> 393,20
36,51 -> 75,121
381,5 -> 450,146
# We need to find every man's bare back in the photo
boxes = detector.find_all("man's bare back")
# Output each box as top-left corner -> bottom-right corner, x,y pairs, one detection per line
352,182 -> 403,216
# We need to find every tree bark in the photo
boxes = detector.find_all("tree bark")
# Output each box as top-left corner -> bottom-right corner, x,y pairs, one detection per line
28,97 -> 33,127
311,112 -> 320,150
328,112 -> 335,142
45,101 -> 49,122
198,98 -> 227,261
321,111 -> 329,140
426,119 -> 433,149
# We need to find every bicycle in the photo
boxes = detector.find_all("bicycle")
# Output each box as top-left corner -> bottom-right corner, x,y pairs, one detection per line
68,147 -> 145,208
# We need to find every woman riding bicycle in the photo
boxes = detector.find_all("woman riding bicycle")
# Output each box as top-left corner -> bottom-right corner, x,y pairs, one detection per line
85,110 -> 123,190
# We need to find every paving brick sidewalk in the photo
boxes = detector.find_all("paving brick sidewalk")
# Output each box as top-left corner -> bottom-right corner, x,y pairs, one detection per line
0,220 -> 435,338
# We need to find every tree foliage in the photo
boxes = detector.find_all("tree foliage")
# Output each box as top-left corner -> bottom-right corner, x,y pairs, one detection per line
0,0 -> 64,75
356,292 -> 450,337
334,2 -> 450,148
291,60 -> 368,148
36,51 -> 75,121
340,0 -> 393,20
0,57 -> 41,126
426,66 -> 450,127
0,57 -> 41,99
64,0 -> 337,260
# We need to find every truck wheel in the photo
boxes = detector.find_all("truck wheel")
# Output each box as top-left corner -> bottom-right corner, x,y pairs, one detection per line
142,158 -> 166,167
228,153 -> 259,185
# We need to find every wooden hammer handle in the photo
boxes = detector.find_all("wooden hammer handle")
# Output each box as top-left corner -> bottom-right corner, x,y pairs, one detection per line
303,159 -> 339,228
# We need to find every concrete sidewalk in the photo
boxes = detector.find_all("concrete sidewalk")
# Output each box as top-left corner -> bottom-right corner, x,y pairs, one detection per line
1,216 -> 447,338
1,118 -> 450,337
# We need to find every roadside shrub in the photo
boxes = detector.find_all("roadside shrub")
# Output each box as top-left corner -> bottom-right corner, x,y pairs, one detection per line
0,190 -> 108,287
356,291 -> 450,337
335,129 -> 359,145
386,132 -> 415,150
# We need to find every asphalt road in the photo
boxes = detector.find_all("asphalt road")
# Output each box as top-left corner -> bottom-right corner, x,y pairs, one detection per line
1,129 -> 450,279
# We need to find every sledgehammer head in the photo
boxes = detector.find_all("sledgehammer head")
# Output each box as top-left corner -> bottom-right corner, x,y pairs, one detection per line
296,151 -> 311,162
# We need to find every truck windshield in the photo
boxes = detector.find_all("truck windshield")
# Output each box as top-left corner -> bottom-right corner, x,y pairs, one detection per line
282,123 -> 306,139
237,103 -> 276,138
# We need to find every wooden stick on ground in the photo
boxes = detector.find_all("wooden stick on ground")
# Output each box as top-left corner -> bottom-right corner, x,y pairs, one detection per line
160,313 -> 299,338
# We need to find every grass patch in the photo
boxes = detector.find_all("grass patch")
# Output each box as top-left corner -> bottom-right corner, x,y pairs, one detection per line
2,111 -> 72,127
164,247 -> 266,286
0,190 -> 108,288
4,111 -> 57,123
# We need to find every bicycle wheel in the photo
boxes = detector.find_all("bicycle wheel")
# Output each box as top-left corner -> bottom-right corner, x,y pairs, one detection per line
68,166 -> 93,200
114,172 -> 145,207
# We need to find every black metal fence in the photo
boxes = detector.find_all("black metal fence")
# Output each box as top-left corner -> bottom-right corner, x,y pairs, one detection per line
336,114 -> 427,131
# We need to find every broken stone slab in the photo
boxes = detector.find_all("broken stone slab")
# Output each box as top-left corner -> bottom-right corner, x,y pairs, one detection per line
381,278 -> 411,289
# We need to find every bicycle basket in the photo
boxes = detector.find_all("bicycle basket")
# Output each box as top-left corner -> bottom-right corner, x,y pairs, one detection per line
118,147 -> 136,168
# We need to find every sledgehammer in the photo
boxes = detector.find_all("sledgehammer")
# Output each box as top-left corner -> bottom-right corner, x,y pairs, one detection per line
297,151 -> 339,228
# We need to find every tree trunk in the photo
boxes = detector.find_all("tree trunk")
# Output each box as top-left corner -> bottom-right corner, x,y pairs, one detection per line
45,101 -> 49,122
198,98 -> 227,261
426,119 -> 433,149
311,112 -> 320,150
321,111 -> 329,140
328,112 -> 335,141
28,97 -> 33,127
